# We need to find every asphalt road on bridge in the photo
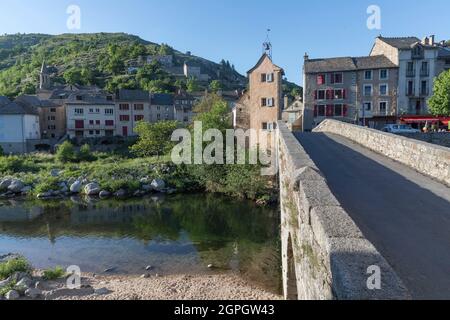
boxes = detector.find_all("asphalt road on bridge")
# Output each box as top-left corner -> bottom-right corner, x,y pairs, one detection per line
294,132 -> 450,300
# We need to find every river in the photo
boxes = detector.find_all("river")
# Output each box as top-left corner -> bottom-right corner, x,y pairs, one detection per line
0,194 -> 281,294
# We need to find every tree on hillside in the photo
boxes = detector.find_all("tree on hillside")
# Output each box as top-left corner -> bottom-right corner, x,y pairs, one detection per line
187,77 -> 199,93
209,80 -> 223,93
63,68 -> 83,85
428,70 -> 450,116
193,94 -> 225,114
131,121 -> 179,157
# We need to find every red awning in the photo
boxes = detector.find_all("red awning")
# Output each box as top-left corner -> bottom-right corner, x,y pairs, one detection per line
400,116 -> 450,124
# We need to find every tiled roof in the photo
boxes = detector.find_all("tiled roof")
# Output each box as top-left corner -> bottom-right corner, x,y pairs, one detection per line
65,93 -> 114,105
152,93 -> 174,106
0,96 -> 10,107
438,47 -> 450,58
304,57 -> 356,73
353,55 -> 397,69
247,53 -> 285,75
16,95 -> 58,108
0,101 -> 38,115
305,55 -> 398,73
116,89 -> 150,101
378,37 -> 421,49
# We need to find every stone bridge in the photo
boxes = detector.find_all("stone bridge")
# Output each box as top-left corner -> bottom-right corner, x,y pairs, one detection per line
277,119 -> 450,300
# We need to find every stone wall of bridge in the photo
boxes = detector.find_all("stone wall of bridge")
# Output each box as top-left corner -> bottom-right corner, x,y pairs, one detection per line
277,121 -> 409,300
314,120 -> 450,186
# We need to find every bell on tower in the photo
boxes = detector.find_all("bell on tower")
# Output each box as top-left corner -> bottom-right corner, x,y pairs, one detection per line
262,28 -> 272,59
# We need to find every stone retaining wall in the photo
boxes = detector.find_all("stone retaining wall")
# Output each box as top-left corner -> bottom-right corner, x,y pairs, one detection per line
397,132 -> 450,148
278,121 -> 409,300
314,120 -> 450,186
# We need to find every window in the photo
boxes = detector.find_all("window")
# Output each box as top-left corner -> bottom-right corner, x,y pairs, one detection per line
364,102 -> 372,111
329,73 -> 343,84
407,81 -> 414,95
134,104 -> 144,111
364,70 -> 373,80
421,61 -> 429,76
379,102 -> 388,113
446,59 -> 450,65
120,115 -> 130,122
76,95 -> 83,101
74,108 -> 84,115
96,108 -> 100,113
318,105 -> 326,117
334,104 -> 343,117
89,130 -> 94,135
135,115 -> 144,121
48,116 -> 56,121
261,74 -> 267,82
96,120 -> 101,125
75,120 -> 84,129
363,85 -> 372,96
50,108 -> 56,113
89,108 -> 94,113
157,106 -> 161,111
106,96 -> 113,101
317,90 -> 326,100
379,69 -> 388,80
407,62 -> 415,77
157,114 -> 161,120
105,120 -> 114,126
119,104 -> 130,111
317,74 -> 326,85
105,108 -> 114,115
421,80 -> 428,95
266,98 -> 274,107
48,125 -> 56,130
261,98 -> 267,107
89,120 -> 94,125
267,73 -> 274,82
262,122 -> 268,130
95,130 -> 100,135
334,89 -> 345,100
379,84 -> 388,96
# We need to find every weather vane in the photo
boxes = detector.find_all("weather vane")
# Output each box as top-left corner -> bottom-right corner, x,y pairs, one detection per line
263,28 -> 272,59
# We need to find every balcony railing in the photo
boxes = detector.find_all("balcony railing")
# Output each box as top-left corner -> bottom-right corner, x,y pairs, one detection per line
420,70 -> 429,77
406,70 -> 415,77
68,124 -> 115,130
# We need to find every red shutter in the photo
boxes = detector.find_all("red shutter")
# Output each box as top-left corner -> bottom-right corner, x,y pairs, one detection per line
326,105 -> 333,117
330,73 -> 335,84
327,89 -> 333,100
343,89 -> 346,99
314,90 -> 318,100
314,105 -> 318,117
343,105 -> 348,117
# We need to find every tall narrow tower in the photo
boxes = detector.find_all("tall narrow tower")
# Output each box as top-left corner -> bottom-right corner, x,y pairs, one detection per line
39,60 -> 51,90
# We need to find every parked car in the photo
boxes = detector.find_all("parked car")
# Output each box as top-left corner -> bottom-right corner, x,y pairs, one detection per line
381,124 -> 421,134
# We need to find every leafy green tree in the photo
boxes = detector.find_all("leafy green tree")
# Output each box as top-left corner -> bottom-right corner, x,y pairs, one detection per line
209,80 -> 223,93
175,79 -> 187,91
428,70 -> 450,116
158,44 -> 173,56
63,68 -> 82,85
56,141 -> 75,163
187,77 -> 199,93
131,121 -> 179,157
79,144 -> 92,161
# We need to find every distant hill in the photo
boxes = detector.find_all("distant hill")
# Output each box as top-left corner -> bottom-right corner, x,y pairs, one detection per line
0,32 -> 302,98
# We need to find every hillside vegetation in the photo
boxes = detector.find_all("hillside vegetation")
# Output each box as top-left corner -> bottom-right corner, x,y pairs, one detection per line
0,32 -> 302,99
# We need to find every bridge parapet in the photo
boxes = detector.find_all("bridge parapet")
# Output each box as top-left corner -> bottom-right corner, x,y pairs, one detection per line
314,119 -> 450,186
277,121 -> 409,300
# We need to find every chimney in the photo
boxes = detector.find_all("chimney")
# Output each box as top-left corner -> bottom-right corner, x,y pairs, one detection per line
304,52 -> 309,61
429,35 -> 435,46
422,37 -> 429,45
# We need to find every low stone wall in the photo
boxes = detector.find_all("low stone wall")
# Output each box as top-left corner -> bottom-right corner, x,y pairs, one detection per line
314,120 -> 450,186
278,121 -> 409,300
397,132 -> 450,148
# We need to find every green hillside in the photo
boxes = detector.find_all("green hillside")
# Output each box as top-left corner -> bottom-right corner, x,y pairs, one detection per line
0,32 -> 302,99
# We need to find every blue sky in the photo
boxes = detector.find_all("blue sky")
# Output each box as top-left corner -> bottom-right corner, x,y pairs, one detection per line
1,0 -> 450,85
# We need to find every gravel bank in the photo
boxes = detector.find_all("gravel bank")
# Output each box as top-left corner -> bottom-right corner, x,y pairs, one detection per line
50,273 -> 282,300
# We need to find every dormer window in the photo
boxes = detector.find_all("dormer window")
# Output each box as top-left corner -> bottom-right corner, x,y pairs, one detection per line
76,95 -> 83,101
412,45 -> 424,59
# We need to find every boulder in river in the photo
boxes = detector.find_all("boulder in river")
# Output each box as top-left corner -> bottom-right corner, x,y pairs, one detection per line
8,179 -> 24,193
151,179 -> 166,192
70,180 -> 82,193
5,290 -> 20,300
0,179 -> 12,191
84,183 -> 100,196
99,190 -> 111,199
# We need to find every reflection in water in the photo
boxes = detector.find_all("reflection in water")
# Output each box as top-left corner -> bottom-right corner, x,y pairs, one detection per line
0,194 -> 281,293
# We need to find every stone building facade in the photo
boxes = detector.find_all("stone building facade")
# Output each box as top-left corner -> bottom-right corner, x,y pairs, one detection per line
235,53 -> 284,148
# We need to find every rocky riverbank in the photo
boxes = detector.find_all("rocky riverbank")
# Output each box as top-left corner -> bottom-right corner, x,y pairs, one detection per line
0,254 -> 280,301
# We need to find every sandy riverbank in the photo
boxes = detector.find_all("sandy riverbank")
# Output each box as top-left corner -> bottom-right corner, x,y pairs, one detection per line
42,273 -> 281,300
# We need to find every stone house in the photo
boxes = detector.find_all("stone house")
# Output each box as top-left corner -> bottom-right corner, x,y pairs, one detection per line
16,95 -> 66,142
282,97 -> 304,131
174,91 -> 196,125
370,36 -> 447,116
0,96 -> 41,154
115,89 -> 151,137
303,54 -> 399,131
150,94 -> 175,122
234,53 -> 284,148
65,92 -> 116,139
